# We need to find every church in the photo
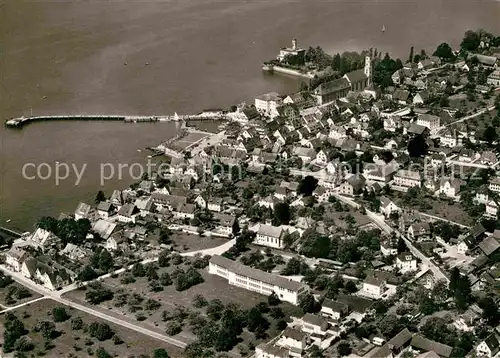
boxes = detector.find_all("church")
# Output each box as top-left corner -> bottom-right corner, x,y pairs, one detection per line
313,56 -> 372,105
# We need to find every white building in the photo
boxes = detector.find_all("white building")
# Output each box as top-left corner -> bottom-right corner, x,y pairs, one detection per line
74,202 -> 92,220
362,275 -> 386,299
396,252 -> 417,273
278,327 -> 307,356
487,70 -> 500,87
321,299 -> 349,322
489,177 -> 500,193
439,178 -> 462,198
301,313 -> 329,336
416,114 -> 440,131
393,170 -> 422,188
380,239 -> 398,256
485,199 -> 499,218
277,38 -> 306,63
209,255 -> 307,305
5,246 -> 28,272
255,92 -> 283,119
254,225 -> 285,249
117,204 -> 139,223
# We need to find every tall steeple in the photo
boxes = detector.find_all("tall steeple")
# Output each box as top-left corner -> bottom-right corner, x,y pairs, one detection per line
364,56 -> 372,86
292,38 -> 298,50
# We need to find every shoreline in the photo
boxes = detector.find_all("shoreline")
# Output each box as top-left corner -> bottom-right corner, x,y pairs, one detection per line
262,63 -> 315,79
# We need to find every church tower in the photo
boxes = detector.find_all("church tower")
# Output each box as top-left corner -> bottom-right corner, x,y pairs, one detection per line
364,56 -> 372,86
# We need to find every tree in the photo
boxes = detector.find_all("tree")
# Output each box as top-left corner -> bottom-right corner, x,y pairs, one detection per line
165,321 -> 182,336
433,43 -> 455,61
158,250 -> 170,267
95,190 -> 106,204
478,296 -> 500,325
77,265 -> 98,282
192,294 -> 208,308
431,279 -> 449,304
419,295 -> 437,315
71,316 -> 84,330
232,218 -> 240,236
408,46 -> 415,63
39,320 -> 56,341
146,264 -> 159,281
273,202 -> 291,225
247,307 -> 269,332
207,299 -> 224,321
131,263 -> 146,277
337,341 -> 351,356
158,229 -> 171,245
298,176 -> 318,196
153,348 -> 170,358
460,30 -> 481,52
483,126 -> 497,144
52,307 -> 70,322
96,347 -> 112,358
97,249 -> 114,272
345,281 -> 358,293
268,292 -> 281,306
160,272 -> 173,286
298,292 -> 318,314
88,322 -> 114,341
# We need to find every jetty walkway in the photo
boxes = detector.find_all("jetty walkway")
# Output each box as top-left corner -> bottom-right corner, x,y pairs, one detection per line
5,113 -> 227,128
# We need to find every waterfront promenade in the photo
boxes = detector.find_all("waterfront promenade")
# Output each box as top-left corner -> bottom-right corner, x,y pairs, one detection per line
5,113 -> 228,128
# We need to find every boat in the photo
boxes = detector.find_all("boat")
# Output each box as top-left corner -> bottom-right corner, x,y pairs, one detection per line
137,149 -> 142,153
6,219 -> 11,223
145,62 -> 150,66
381,25 -> 386,32
147,155 -> 152,159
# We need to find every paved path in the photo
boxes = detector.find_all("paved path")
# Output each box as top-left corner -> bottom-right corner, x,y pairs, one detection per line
415,211 -> 470,229
0,296 -> 48,313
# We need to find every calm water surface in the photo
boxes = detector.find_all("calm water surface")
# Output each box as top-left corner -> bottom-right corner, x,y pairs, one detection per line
1,0 -> 499,230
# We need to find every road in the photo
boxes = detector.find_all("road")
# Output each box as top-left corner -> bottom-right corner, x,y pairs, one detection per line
0,296 -> 48,313
432,104 -> 496,134
332,192 -> 449,283
0,237 -> 236,349
414,211 -> 470,229
0,264 -> 188,349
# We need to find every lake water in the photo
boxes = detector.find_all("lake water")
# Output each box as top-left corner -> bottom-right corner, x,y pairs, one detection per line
1,0 -> 499,230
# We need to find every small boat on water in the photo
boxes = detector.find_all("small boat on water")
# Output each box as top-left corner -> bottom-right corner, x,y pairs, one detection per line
137,149 -> 141,153
6,219 -> 11,223
147,155 -> 152,159
145,62 -> 150,66
381,25 -> 386,32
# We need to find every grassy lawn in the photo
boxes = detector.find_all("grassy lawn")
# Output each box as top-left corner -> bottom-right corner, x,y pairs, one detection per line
62,260 -> 302,357
170,232 -> 229,252
421,199 -> 473,226
0,298 -> 186,357
63,265 -> 269,345
0,282 -> 43,308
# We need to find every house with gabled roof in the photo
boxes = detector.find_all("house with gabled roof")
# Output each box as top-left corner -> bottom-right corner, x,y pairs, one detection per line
117,203 -> 139,223
5,246 -> 29,272
476,333 -> 500,358
74,202 -> 92,220
407,222 -> 431,240
321,299 -> 349,322
410,335 -> 452,358
254,224 -> 284,249
379,196 -> 401,217
277,327 -> 307,356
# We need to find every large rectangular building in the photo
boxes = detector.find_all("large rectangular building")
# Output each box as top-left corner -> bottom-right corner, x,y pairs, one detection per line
209,255 -> 307,305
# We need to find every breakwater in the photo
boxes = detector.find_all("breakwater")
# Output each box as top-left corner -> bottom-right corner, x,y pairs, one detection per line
5,114 -> 228,128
